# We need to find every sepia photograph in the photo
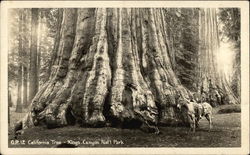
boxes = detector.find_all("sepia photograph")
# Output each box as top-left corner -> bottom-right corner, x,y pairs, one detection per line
1,1 -> 249,154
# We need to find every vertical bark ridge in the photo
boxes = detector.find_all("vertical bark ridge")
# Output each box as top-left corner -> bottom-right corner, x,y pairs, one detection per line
102,8 -> 119,122
87,8 -> 111,125
48,9 -> 63,80
119,8 -> 135,118
106,8 -> 118,83
110,8 -> 125,119
54,9 -> 77,79
80,9 -> 103,123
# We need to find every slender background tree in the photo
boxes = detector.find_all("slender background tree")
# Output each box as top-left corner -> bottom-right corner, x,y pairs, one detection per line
29,8 -> 39,103
16,10 -> 23,113
22,9 -> 30,108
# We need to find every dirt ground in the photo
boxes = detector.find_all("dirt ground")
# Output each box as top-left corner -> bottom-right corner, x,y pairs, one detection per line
8,105 -> 241,147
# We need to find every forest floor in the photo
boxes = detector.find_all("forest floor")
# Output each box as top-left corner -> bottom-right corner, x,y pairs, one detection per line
8,104 -> 241,147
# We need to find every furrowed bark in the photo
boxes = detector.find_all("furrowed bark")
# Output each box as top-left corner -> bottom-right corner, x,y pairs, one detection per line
19,8 -> 193,130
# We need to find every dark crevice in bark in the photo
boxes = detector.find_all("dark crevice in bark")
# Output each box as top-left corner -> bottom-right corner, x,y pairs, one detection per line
102,89 -> 112,122
137,9 -> 148,85
104,9 -> 119,126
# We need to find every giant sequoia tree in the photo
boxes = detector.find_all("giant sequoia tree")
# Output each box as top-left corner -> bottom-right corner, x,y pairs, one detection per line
218,8 -> 240,99
197,8 -> 239,106
16,8 -> 238,131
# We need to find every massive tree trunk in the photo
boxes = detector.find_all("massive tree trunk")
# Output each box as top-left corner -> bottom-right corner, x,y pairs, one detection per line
29,8 -> 39,102
16,11 -> 23,113
229,9 -> 240,100
19,8 -> 191,130
197,8 -> 239,106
